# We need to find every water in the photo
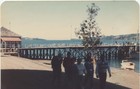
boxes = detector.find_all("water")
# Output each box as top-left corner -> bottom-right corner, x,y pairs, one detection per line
22,39 -> 82,48
109,58 -> 140,73
22,38 -> 139,48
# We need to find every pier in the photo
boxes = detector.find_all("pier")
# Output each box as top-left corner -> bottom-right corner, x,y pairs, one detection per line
18,45 -> 139,60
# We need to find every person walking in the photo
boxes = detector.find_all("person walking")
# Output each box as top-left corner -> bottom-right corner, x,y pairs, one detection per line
51,53 -> 63,87
96,54 -> 111,89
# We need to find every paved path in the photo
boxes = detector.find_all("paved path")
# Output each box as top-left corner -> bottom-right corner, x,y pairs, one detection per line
1,56 -> 139,89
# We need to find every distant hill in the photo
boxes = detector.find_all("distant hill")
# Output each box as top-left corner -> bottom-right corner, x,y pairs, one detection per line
21,37 -> 82,48
22,37 -> 48,46
21,33 -> 139,47
101,33 -> 139,40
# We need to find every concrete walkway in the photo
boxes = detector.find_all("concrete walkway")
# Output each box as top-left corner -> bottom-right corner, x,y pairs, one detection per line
1,56 -> 139,89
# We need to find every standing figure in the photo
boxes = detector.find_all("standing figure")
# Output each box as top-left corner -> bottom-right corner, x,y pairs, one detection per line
51,53 -> 63,87
96,54 -> 111,89
63,52 -> 75,88
84,52 -> 94,89
76,58 -> 87,89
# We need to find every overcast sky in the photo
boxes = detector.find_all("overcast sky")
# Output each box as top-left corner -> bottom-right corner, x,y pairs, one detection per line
1,1 -> 139,40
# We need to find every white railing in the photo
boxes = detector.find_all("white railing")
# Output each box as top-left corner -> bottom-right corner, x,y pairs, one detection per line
0,48 -> 18,55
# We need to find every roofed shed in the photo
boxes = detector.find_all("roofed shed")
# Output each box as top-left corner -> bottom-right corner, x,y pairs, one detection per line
1,27 -> 21,54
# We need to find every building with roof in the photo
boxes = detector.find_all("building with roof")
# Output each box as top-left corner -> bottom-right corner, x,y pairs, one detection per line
1,27 -> 21,55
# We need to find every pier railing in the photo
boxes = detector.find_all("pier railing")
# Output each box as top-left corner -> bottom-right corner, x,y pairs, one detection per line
18,45 -> 139,60
0,48 -> 18,55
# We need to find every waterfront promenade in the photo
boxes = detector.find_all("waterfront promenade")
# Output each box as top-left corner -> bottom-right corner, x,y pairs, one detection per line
1,56 -> 139,89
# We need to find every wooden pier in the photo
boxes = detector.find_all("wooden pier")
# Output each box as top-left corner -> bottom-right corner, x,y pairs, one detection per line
18,45 -> 139,60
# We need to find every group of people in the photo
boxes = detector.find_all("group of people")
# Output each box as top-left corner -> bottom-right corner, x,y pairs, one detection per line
51,51 -> 111,89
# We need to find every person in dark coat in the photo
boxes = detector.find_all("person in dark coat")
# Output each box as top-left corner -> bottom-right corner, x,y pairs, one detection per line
51,53 -> 63,87
76,58 -> 87,89
63,52 -> 76,89
84,52 -> 94,89
63,52 -> 75,80
96,54 -> 111,89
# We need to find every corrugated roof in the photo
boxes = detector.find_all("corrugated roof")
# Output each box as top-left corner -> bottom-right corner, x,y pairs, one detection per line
1,27 -> 21,37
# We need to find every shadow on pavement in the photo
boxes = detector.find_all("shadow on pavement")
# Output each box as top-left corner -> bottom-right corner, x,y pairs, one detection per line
1,69 -> 130,89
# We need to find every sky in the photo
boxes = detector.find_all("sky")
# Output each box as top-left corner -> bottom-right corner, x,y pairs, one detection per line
1,0 -> 139,40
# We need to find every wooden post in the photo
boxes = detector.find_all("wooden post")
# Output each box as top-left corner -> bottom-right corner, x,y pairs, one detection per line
35,49 -> 36,59
36,49 -> 39,59
53,48 -> 55,57
33,49 -> 35,59
46,49 -> 48,59
42,49 -> 45,59
40,49 -> 42,59
49,49 -> 51,60
29,49 -> 31,58
25,49 -> 28,58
